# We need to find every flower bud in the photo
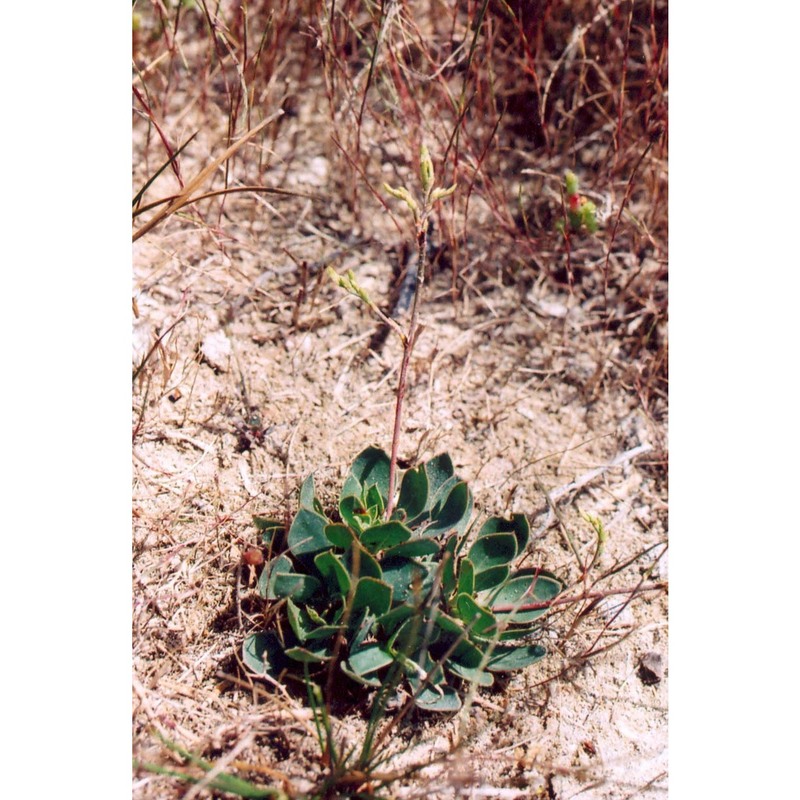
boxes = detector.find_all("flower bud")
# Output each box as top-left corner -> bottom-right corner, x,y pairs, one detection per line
383,183 -> 420,221
565,170 -> 579,197
430,183 -> 457,204
419,144 -> 434,194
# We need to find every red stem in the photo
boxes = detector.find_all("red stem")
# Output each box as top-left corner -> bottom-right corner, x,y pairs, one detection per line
490,581 -> 665,613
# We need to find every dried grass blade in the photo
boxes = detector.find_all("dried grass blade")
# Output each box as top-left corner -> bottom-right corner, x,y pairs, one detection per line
132,112 -> 281,242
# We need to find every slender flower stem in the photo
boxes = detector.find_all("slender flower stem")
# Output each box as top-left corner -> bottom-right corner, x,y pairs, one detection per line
385,216 -> 428,518
381,147 -> 455,518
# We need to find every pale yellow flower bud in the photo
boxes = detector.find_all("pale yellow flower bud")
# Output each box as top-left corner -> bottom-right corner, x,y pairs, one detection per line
430,184 -> 457,204
419,144 -> 434,194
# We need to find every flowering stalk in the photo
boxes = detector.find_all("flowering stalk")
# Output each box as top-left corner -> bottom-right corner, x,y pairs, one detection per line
326,146 -> 455,518
383,146 -> 455,518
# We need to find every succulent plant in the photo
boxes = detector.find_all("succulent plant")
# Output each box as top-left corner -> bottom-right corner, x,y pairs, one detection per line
243,447 -> 563,711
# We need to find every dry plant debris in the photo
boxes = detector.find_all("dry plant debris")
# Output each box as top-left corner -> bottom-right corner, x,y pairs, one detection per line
133,1 -> 667,797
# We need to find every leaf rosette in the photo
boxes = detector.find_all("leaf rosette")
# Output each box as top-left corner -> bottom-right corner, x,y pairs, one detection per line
243,447 -> 563,711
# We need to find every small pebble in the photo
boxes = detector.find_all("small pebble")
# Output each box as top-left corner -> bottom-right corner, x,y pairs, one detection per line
638,651 -> 664,685
201,330 -> 232,372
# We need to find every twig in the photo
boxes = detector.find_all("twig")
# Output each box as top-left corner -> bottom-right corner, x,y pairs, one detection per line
132,84 -> 186,189
533,471 -> 583,570
602,134 -> 658,300
532,443 -> 653,538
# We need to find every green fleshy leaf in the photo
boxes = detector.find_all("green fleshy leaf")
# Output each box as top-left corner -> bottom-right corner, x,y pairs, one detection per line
423,453 -> 455,501
365,484 -> 385,517
351,577 -> 393,616
287,508 -> 331,565
432,610 -> 465,637
483,569 -> 563,624
474,564 -> 510,593
455,593 -> 497,636
285,599 -> 340,644
258,554 -> 293,599
325,523 -> 354,549
413,683 -> 461,711
306,605 -> 326,625
302,605 -> 344,639
486,643 -> 547,672
341,447 -> 391,506
299,473 -> 317,511
378,603 -> 416,638
405,654 -> 457,710
284,644 -> 332,664
349,609 -> 378,651
253,517 -> 284,547
445,639 -> 494,686
469,530 -> 516,592
457,558 -> 475,597
389,616 -> 428,656
286,598 -> 307,643
304,623 -> 343,642
343,543 -> 383,582
314,550 -> 351,595
476,514 -> 530,558
338,495 -> 360,531
441,535 -> 458,598
396,464 -> 428,520
429,475 -> 459,512
469,532 -> 518,572
338,495 -> 378,533
340,660 -> 382,687
380,556 -> 433,604
427,481 -> 473,537
243,632 -> 288,677
408,650 -> 444,686
272,571 -> 321,603
347,644 -> 395,677
340,475 -> 363,504
360,521 -> 412,553
382,538 -> 440,559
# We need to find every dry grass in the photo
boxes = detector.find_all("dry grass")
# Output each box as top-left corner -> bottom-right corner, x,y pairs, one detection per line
133,1 -> 667,797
